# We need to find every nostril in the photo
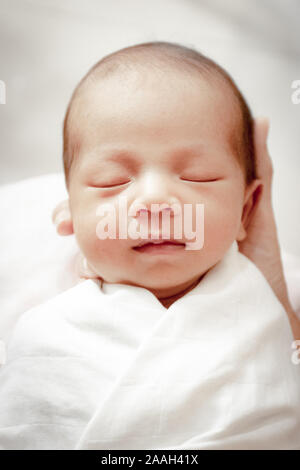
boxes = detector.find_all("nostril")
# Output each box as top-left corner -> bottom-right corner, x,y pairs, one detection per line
129,201 -> 182,219
136,206 -> 173,217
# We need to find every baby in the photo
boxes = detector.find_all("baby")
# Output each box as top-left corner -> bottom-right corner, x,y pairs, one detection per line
0,41 -> 299,450
62,40 -> 259,308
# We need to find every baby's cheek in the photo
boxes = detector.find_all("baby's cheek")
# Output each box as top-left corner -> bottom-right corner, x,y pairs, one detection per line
76,212 -> 125,268
203,200 -> 241,253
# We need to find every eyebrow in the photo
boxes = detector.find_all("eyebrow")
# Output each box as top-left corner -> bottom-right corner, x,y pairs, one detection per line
100,151 -> 141,172
89,144 -> 206,170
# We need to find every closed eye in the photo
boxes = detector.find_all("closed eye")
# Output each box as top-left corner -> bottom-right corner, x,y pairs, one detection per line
180,177 -> 221,183
90,180 -> 131,189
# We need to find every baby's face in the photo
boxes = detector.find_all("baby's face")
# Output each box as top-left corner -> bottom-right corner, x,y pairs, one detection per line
68,72 -> 248,297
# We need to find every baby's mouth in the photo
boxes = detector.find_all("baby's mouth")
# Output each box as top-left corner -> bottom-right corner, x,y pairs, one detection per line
132,239 -> 186,253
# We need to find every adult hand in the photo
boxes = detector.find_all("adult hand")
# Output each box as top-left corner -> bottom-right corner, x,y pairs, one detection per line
238,117 -> 300,340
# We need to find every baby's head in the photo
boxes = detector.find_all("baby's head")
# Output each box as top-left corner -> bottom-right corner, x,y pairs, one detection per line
62,41 -> 261,300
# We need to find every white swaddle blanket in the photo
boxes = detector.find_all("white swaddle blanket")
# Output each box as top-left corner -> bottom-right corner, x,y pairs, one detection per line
0,241 -> 299,450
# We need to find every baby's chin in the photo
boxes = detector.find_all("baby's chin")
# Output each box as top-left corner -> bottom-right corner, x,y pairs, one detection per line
99,268 -> 206,295
133,272 -> 205,300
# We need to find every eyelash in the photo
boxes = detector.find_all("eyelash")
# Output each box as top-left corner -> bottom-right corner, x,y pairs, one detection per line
180,178 -> 220,183
91,181 -> 131,189
91,177 -> 220,189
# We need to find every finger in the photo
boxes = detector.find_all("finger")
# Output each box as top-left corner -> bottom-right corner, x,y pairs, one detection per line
254,116 -> 269,153
76,253 -> 99,279
51,199 -> 70,224
254,116 -> 273,180
55,212 -> 74,236
52,199 -> 74,236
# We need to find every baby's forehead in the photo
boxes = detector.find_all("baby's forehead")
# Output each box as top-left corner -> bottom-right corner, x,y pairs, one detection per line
72,69 -> 240,137
67,67 -> 243,179
64,50 -> 251,186
77,59 -> 238,107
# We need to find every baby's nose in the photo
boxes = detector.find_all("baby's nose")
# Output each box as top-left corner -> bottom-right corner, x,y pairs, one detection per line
130,171 -> 181,217
136,169 -> 179,207
136,205 -> 173,218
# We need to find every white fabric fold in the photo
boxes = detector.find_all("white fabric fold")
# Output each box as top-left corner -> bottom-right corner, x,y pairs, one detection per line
0,241 -> 299,450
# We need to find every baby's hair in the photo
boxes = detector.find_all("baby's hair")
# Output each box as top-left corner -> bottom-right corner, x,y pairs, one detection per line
63,41 -> 256,188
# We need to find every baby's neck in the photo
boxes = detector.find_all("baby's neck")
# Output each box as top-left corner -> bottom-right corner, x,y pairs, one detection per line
152,275 -> 204,309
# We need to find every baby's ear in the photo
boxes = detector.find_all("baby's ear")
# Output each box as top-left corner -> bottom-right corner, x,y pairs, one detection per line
52,199 -> 74,236
236,179 -> 263,242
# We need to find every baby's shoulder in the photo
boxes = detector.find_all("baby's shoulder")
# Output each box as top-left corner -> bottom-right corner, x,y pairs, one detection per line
6,279 -> 103,361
